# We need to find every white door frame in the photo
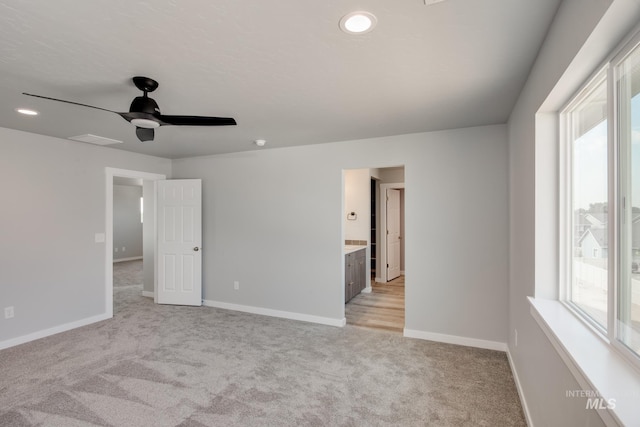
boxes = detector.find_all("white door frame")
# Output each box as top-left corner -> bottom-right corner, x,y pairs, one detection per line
379,182 -> 405,283
105,167 -> 166,318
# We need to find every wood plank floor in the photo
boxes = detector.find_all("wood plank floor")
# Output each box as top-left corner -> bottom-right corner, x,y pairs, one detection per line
345,275 -> 405,332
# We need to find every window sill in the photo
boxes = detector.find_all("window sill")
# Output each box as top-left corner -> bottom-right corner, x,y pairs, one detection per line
528,297 -> 640,426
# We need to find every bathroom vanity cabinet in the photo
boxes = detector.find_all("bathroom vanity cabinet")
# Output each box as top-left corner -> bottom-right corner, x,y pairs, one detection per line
345,248 -> 366,303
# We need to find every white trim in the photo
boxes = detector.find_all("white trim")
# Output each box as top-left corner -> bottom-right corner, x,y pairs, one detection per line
0,313 -> 110,350
106,167 -> 165,318
113,256 -> 143,263
403,328 -> 508,352
142,291 -> 154,298
529,297 -> 639,427
507,350 -> 534,427
202,299 -> 346,327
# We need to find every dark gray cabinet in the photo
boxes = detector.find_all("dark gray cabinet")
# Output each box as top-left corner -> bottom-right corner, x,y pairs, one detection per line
345,248 -> 366,303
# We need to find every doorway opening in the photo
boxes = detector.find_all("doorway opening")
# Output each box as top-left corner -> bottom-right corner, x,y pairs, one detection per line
112,177 -> 144,312
378,183 -> 405,283
343,166 -> 405,332
370,178 -> 377,280
105,168 -> 166,318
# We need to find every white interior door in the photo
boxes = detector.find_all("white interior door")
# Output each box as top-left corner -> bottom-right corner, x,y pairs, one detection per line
386,188 -> 401,281
157,179 -> 202,306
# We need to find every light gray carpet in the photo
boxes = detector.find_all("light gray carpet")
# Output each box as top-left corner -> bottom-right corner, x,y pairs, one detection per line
112,260 -> 143,288
0,285 -> 525,426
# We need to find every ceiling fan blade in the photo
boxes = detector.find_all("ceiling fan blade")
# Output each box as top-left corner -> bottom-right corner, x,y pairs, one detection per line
136,127 -> 154,142
159,115 -> 237,126
22,93 -> 116,114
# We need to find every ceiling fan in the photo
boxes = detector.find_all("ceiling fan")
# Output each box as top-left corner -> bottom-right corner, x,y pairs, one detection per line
23,76 -> 237,142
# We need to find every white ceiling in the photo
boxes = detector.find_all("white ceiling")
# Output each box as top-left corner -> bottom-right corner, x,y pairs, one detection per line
0,0 -> 561,159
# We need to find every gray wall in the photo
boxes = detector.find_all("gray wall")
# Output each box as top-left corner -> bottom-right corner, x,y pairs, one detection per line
113,185 -> 143,260
0,121 -> 506,350
0,127 -> 171,344
172,124 -> 508,344
344,168 -> 371,242
379,167 -> 404,184
507,0 -> 640,425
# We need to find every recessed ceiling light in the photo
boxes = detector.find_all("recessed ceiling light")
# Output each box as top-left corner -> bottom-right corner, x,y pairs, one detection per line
339,11 -> 377,34
15,108 -> 38,116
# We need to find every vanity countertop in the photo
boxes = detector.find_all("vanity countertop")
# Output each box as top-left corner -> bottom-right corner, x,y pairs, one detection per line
344,245 -> 367,254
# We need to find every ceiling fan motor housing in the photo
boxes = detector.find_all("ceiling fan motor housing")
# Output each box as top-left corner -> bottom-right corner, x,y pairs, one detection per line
130,96 -> 160,115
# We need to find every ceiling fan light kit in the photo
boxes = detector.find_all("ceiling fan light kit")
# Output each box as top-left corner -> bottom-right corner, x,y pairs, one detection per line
22,76 -> 237,142
131,118 -> 160,129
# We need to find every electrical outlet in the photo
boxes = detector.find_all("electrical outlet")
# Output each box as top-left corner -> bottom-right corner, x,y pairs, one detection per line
122,246 -> 126,252
5,306 -> 14,319
234,281 -> 239,290
514,329 -> 518,347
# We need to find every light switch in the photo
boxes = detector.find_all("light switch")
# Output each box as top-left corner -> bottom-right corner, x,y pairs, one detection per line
95,233 -> 105,243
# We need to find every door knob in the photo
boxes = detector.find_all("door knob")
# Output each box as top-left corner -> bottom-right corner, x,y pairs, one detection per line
193,247 -> 199,251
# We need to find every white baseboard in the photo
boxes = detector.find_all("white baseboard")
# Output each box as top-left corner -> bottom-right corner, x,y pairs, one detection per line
202,299 -> 346,327
361,287 -> 372,293
142,291 -> 154,298
0,313 -> 111,351
375,277 -> 383,283
403,328 -> 508,352
113,256 -> 143,263
507,348 -> 533,427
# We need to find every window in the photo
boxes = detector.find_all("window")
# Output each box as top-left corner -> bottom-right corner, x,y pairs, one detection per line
565,69 -> 608,330
562,34 -> 640,365
616,42 -> 640,356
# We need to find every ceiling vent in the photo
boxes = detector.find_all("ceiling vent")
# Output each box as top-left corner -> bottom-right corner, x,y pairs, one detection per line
68,134 -> 123,146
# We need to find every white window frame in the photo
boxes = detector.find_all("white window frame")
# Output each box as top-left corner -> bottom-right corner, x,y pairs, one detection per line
560,66 -> 610,336
611,32 -> 640,369
560,28 -> 640,373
